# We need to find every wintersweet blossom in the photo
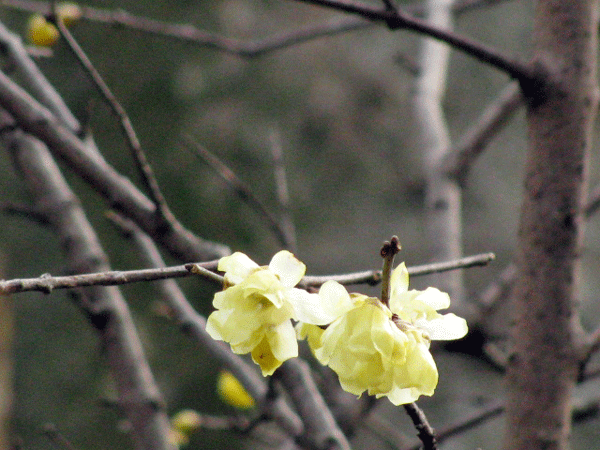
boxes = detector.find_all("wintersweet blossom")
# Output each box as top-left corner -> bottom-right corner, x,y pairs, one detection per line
298,263 -> 467,405
206,251 -> 335,376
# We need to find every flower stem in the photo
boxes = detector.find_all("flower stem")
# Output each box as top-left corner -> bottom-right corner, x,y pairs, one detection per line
403,402 -> 438,450
380,236 -> 401,307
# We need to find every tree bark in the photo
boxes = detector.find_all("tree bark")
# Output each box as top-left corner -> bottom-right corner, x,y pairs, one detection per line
504,1 -> 598,450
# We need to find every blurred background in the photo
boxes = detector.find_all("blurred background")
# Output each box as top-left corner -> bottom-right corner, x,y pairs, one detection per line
1,1 -> 600,449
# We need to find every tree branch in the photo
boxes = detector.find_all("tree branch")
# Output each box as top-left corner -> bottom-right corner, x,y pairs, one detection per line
443,82 -> 523,185
183,136 -> 290,250
291,0 -> 534,81
55,17 -> 172,219
5,121 -> 174,450
0,252 -> 495,295
402,403 -> 437,450
0,68 -> 229,261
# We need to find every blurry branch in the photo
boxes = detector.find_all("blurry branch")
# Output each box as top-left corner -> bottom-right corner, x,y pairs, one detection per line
183,136 -> 291,250
1,0 -> 513,58
0,252 -> 495,295
474,180 -> 600,368
583,182 -> 600,217
432,401 -> 503,447
275,359 -> 351,450
443,82 -> 523,186
269,128 -> 297,252
416,0 -> 464,308
42,424 -> 79,450
0,200 -> 50,225
0,68 -> 229,261
0,21 -> 80,131
363,414 -> 410,450
107,212 -> 304,439
55,17 -> 172,219
5,122 -> 174,450
291,0 -> 534,82
404,395 -> 599,450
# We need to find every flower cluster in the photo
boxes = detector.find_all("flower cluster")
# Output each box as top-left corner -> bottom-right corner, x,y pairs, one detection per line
206,250 -> 468,405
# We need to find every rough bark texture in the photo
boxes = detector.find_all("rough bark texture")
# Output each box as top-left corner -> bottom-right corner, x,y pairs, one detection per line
504,1 -> 598,450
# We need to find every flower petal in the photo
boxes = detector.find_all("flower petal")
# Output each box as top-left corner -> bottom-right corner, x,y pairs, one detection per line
267,321 -> 298,362
413,287 -> 451,310
416,313 -> 468,340
389,263 -> 409,303
218,252 -> 259,285
269,250 -> 306,287
289,281 -> 355,325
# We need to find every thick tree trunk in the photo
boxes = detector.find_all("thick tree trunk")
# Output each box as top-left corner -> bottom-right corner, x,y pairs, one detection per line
504,1 -> 598,450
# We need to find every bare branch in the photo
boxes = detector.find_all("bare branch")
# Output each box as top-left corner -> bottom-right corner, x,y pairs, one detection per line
0,0 -> 514,59
302,252 -> 495,287
0,260 -> 219,295
443,82 -> 523,185
275,359 -> 351,450
269,129 -> 297,252
0,69 -> 229,261
5,124 -> 174,450
416,0 -> 464,307
402,403 -> 437,450
183,136 -> 290,249
55,17 -> 171,217
0,21 -> 80,131
0,252 -> 495,294
291,0 -> 534,81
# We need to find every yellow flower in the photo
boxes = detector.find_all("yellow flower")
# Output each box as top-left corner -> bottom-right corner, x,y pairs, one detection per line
171,409 -> 202,435
206,251 -> 328,376
389,263 -> 468,341
56,3 -> 82,27
216,370 -> 256,409
26,14 -> 59,47
300,265 -> 467,405
170,409 -> 201,447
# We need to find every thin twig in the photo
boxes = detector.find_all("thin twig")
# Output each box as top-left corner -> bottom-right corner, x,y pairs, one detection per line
403,403 -> 437,450
302,252 -> 495,287
183,135 -> 289,249
0,69 -> 229,261
292,0 -> 533,82
269,129 -> 297,252
0,0 -> 514,58
55,18 -> 170,217
0,252 -> 495,295
443,82 -> 523,185
43,424 -> 79,450
0,261 -> 221,295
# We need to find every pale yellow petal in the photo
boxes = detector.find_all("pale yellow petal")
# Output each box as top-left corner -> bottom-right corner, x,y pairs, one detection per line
267,321 -> 299,362
416,313 -> 468,340
413,287 -> 451,310
389,262 -> 409,301
218,252 -> 259,285
251,336 -> 283,376
268,250 -> 306,287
